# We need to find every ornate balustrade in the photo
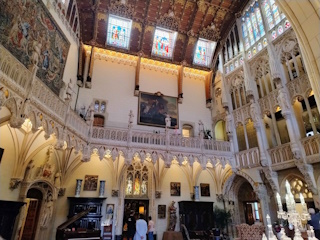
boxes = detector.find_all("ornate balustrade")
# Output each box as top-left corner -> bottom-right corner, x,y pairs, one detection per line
232,103 -> 250,125
258,89 -> 279,115
286,73 -> 310,100
268,143 -> 294,165
235,147 -> 260,169
0,44 -> 89,143
301,134 -> 320,157
91,127 -> 232,157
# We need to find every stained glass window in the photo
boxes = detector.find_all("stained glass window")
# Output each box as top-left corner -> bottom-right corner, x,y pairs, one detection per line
193,38 -> 217,67
125,161 -> 148,197
263,1 -> 274,30
285,20 -> 291,29
246,13 -> 255,46
107,15 -> 132,49
152,27 -> 177,59
242,21 -> 250,50
250,7 -> 260,40
270,0 -> 280,24
255,7 -> 265,37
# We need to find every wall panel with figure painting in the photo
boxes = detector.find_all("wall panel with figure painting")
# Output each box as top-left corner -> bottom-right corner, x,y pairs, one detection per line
0,0 -> 70,95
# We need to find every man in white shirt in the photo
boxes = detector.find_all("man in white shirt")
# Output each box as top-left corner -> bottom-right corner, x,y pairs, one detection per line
135,214 -> 148,240
148,216 -> 155,240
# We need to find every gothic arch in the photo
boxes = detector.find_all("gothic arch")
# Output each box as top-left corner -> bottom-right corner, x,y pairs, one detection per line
276,0 -> 320,111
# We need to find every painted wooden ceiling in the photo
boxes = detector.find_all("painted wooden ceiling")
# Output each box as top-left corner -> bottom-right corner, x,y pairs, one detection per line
75,0 -> 249,69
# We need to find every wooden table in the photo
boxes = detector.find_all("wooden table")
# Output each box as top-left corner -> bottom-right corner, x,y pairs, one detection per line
162,231 -> 183,240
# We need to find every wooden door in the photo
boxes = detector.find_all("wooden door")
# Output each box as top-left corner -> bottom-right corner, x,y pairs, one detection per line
21,199 -> 39,240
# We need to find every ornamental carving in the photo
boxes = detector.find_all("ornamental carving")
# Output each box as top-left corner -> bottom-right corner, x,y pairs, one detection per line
157,10 -> 180,31
199,24 -> 220,42
108,1 -> 134,18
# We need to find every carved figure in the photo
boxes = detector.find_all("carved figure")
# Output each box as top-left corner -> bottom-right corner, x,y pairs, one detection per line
24,160 -> 35,180
225,110 -> 233,133
65,79 -> 73,100
54,170 -> 61,188
165,114 -> 171,128
40,195 -> 53,227
277,87 -> 290,112
249,99 -> 261,122
128,110 -> 134,125
168,201 -> 177,231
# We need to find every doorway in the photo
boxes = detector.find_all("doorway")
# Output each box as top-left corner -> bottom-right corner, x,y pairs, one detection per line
123,199 -> 149,240
21,189 -> 43,240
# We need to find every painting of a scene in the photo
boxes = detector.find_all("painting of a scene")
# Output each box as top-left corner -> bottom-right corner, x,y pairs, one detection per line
83,175 -> 98,191
0,0 -> 70,95
138,92 -> 178,128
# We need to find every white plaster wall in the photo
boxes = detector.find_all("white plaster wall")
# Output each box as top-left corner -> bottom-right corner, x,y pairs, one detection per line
76,60 -> 211,133
155,164 -> 190,240
0,125 -> 20,200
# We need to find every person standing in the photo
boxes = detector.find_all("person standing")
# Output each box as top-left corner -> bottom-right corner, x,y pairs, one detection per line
148,216 -> 155,240
308,208 -> 320,239
127,211 -> 136,240
135,214 -> 148,240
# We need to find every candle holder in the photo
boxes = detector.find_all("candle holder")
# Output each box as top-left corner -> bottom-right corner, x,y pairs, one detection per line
275,180 -> 311,240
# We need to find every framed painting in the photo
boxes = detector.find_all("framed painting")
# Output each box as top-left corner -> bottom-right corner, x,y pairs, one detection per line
138,92 -> 178,128
170,182 -> 181,196
158,205 -> 166,219
200,183 -> 210,197
83,175 -> 98,191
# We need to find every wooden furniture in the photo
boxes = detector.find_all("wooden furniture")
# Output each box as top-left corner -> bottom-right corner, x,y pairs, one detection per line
102,225 -> 112,240
162,231 -> 183,240
235,223 -> 264,240
179,201 -> 214,231
0,200 -> 25,240
56,197 -> 106,240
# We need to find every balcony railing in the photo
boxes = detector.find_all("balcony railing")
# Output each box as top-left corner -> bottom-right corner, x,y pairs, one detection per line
301,134 -> 320,157
235,147 -> 260,169
268,143 -> 294,164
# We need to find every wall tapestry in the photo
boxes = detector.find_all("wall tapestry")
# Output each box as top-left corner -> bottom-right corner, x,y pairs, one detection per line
0,0 -> 70,95
138,92 -> 178,128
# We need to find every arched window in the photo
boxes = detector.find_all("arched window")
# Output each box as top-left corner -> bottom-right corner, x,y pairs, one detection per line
241,2 -> 265,50
125,161 -> 148,197
262,0 -> 285,31
289,177 -> 313,200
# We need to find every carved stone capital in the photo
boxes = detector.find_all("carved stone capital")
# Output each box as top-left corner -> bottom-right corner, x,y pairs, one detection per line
58,188 -> 66,196
10,178 -> 22,190
112,189 -> 119,197
155,191 -> 161,199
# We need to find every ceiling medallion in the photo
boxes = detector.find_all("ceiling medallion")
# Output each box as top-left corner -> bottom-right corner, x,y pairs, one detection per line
157,9 -> 179,31
108,1 -> 134,18
199,23 -> 220,42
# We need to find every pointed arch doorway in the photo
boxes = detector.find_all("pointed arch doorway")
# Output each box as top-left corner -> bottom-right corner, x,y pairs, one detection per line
122,160 -> 150,240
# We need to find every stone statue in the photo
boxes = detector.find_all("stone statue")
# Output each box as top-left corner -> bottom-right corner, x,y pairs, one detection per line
24,160 -> 35,180
128,110 -> 134,125
168,201 -> 177,231
277,87 -> 290,112
65,79 -> 73,100
225,110 -> 233,133
249,98 -> 261,123
165,114 -> 171,128
54,170 -> 61,188
40,195 -> 53,227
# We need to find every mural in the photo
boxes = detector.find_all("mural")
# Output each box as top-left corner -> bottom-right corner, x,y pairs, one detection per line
0,0 -> 70,95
